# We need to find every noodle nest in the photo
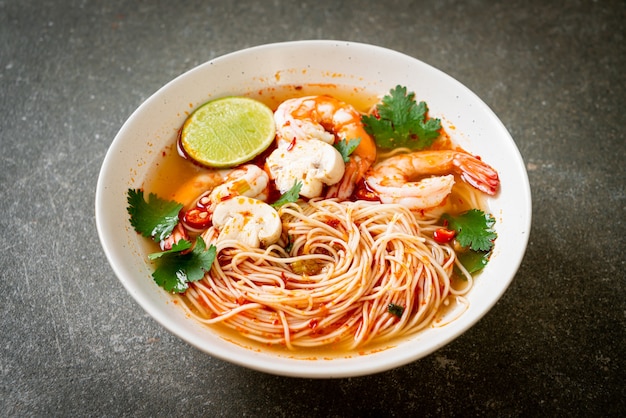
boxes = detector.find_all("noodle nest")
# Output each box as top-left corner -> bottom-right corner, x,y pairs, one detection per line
177,198 -> 470,350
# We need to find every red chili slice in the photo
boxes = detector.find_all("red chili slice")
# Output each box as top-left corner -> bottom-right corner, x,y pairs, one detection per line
433,228 -> 456,244
183,207 -> 211,229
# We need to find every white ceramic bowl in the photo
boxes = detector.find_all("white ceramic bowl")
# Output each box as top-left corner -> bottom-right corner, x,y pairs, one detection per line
96,40 -> 531,378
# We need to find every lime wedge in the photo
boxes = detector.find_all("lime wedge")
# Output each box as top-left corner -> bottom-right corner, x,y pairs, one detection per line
180,96 -> 276,168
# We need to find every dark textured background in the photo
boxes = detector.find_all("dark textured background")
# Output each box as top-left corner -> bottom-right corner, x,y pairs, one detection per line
1,0 -> 624,416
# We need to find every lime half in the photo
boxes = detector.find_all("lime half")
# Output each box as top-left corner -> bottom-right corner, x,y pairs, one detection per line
180,96 -> 276,168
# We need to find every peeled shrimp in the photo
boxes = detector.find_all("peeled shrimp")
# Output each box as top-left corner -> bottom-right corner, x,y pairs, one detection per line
365,150 -> 499,210
167,164 -> 272,246
271,95 -> 376,199
173,164 -> 270,209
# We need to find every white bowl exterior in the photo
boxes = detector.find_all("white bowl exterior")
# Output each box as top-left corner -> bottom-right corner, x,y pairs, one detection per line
96,40 -> 531,378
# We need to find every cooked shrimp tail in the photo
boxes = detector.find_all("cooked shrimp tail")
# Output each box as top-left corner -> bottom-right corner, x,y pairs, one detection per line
364,150 -> 499,210
453,153 -> 499,195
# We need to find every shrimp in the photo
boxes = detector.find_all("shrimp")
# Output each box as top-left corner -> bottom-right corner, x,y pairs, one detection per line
173,164 -> 270,210
167,165 -> 278,249
273,95 -> 376,199
170,164 -> 270,235
364,150 -> 499,210
325,126 -> 377,200
160,223 -> 189,251
208,164 -> 270,206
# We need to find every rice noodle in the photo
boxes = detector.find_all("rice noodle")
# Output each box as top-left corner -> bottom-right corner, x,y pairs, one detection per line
174,198 -> 471,350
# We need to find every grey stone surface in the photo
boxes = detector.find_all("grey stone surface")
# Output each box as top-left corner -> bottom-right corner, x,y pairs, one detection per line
1,0 -> 624,416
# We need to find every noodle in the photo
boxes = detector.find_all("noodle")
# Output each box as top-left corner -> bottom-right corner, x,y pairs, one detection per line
135,88 -> 502,353
174,198 -> 464,350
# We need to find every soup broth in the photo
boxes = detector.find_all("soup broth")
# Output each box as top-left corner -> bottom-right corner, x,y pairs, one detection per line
139,84 -> 492,357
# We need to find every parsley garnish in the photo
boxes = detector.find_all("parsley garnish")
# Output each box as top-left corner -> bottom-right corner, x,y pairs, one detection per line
441,209 -> 497,252
127,189 -> 183,242
388,303 -> 405,318
150,237 -> 216,293
271,181 -> 302,208
334,137 -> 361,163
362,85 -> 441,150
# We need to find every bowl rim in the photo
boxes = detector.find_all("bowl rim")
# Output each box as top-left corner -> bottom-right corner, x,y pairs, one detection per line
96,39 -> 532,378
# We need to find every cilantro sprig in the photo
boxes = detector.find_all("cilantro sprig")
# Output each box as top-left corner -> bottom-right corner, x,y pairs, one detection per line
271,181 -> 302,208
362,85 -> 441,150
441,209 -> 497,252
126,189 -> 216,293
127,189 -> 183,242
334,137 -> 361,163
441,209 -> 497,275
150,237 -> 216,293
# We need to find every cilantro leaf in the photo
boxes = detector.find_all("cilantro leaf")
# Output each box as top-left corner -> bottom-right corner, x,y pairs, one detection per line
271,181 -> 302,208
334,137 -> 361,163
362,85 -> 441,150
127,189 -> 183,242
283,235 -> 294,253
442,209 -> 497,252
151,237 -> 216,293
457,250 -> 491,274
147,240 -> 192,260
388,303 -> 405,318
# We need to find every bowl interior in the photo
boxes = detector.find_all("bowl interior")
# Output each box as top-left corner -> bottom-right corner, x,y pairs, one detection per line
96,40 -> 531,378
